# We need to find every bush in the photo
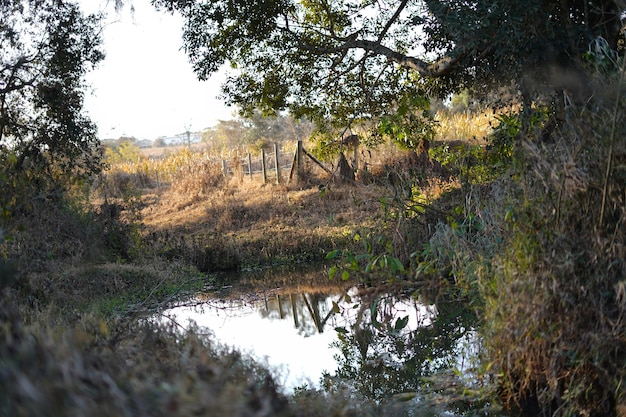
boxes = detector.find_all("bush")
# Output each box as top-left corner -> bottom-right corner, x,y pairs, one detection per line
482,92 -> 626,416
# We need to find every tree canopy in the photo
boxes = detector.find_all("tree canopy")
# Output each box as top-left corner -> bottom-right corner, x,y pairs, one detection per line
0,0 -> 105,205
153,0 -> 625,131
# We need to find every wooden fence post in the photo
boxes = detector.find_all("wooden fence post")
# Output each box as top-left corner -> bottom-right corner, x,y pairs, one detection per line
277,294 -> 284,319
261,147 -> 267,184
290,294 -> 300,328
274,142 -> 281,184
288,140 -> 304,184
247,152 -> 253,179
222,159 -> 227,177
297,140 -> 303,180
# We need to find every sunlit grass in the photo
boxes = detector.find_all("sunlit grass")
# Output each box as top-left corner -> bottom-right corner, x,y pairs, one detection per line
434,109 -> 496,143
97,109 -> 498,272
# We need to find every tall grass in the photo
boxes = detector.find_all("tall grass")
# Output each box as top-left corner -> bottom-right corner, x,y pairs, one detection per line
433,109 -> 496,143
105,147 -> 222,187
480,87 -> 626,415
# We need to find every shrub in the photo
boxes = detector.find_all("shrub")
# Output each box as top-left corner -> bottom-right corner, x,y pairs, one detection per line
482,92 -> 626,416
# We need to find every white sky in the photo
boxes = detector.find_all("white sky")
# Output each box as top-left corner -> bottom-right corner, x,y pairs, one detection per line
79,1 -> 234,140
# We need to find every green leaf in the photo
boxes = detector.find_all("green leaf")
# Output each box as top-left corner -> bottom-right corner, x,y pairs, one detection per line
331,301 -> 340,314
334,326 -> 348,334
393,392 -> 417,402
325,249 -> 340,260
390,257 -> 405,273
341,270 -> 350,281
394,316 -> 409,331
328,265 -> 338,279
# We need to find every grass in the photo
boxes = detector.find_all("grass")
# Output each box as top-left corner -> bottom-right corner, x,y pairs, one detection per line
433,108 -> 496,144
5,102 -> 625,416
481,102 -> 626,416
1,116 -> 476,415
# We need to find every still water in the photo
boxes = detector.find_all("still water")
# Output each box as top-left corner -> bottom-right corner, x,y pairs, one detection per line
160,266 -> 501,415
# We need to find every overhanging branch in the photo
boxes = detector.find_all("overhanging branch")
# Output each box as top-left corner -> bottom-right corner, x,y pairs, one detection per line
300,38 -> 461,78
351,39 -> 459,76
377,0 -> 410,42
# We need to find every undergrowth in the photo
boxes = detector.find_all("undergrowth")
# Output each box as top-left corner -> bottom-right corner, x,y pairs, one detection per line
482,96 -> 626,416
0,296 -> 382,417
6,96 -> 625,417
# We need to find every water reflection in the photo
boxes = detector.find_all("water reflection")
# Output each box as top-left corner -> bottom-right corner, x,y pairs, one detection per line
262,293 -> 331,336
162,267 -> 484,413
326,289 -> 479,402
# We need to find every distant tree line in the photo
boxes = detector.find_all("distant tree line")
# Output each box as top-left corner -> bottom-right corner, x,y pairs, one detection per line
201,111 -> 314,153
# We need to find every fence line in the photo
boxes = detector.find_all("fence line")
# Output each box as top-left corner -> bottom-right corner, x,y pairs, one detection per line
219,142 -> 292,184
115,140 -> 342,190
220,141 -> 323,185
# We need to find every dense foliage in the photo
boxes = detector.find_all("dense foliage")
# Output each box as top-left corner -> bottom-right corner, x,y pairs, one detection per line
153,0 -> 624,124
0,0 -> 104,214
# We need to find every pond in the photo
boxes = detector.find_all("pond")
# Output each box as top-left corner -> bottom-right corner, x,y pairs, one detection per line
160,265 -> 507,416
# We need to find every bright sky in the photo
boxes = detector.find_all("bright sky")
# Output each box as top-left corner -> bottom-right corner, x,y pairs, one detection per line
80,1 -> 234,140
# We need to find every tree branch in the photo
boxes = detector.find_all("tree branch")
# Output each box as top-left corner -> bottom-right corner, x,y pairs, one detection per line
377,0 -> 410,42
300,38 -> 461,77
353,39 -> 459,76
1,55 -> 39,95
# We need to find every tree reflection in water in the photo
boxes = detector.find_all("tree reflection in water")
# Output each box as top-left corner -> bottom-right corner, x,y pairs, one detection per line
323,287 -> 480,403
165,266 -> 488,413
244,279 -> 480,403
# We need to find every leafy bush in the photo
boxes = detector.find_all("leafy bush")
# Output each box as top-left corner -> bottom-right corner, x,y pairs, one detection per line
482,92 -> 626,416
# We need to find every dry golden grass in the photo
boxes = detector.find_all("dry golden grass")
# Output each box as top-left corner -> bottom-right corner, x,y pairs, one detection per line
94,121 -> 486,274
433,109 -> 496,144
140,172 -> 392,269
98,134 -> 462,272
92,108 -> 503,278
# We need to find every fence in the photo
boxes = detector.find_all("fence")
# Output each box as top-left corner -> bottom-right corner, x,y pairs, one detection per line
109,140 -> 347,192
220,140 -> 334,185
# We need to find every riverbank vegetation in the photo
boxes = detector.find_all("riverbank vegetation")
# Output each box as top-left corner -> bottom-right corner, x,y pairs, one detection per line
4,97 -> 626,416
3,0 -> 626,416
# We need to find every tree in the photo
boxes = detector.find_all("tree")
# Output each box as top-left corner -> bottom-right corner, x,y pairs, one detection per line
153,137 -> 167,147
240,110 -> 314,148
153,0 -> 624,135
202,118 -> 248,151
0,0 -> 105,211
202,112 -> 314,152
104,137 -> 141,164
